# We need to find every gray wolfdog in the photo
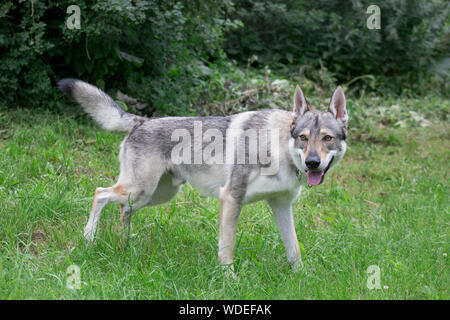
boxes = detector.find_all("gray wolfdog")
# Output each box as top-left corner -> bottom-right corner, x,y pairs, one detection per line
58,79 -> 348,270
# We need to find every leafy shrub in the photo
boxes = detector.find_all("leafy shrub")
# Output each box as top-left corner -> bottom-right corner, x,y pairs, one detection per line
0,0 -> 235,114
1,0 -> 448,115
224,0 -> 450,95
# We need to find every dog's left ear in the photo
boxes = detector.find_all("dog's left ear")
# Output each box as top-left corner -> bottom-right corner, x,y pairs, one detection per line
328,86 -> 348,125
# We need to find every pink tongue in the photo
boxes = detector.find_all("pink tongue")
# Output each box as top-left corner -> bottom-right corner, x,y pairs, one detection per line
307,171 -> 324,186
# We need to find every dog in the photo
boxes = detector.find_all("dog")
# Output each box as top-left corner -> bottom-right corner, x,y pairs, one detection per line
58,79 -> 348,270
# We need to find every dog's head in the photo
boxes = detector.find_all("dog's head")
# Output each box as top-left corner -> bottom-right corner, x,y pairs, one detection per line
289,85 -> 348,186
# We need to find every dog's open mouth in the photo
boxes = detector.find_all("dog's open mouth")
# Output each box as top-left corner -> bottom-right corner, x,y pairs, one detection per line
306,156 -> 334,186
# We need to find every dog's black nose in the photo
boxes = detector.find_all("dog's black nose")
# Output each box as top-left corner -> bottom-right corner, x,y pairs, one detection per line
305,155 -> 321,169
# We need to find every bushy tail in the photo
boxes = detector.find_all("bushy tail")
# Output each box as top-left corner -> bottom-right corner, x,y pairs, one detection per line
58,78 -> 139,132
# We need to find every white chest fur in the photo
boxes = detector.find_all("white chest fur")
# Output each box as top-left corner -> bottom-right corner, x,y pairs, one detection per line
243,165 -> 304,204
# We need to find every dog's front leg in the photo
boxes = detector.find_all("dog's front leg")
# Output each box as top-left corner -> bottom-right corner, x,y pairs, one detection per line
218,186 -> 242,268
267,198 -> 302,270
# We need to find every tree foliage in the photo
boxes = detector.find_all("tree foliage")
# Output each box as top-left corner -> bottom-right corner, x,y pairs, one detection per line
0,0 -> 448,113
0,0 -> 235,113
224,0 -> 450,94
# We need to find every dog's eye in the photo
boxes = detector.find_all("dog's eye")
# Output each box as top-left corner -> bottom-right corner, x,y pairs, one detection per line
299,135 -> 308,141
323,135 -> 333,141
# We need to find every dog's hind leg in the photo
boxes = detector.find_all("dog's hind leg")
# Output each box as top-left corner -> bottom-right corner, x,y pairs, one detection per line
84,187 -> 118,242
267,198 -> 302,270
120,204 -> 132,230
119,172 -> 183,231
84,182 -> 158,242
84,155 -> 168,242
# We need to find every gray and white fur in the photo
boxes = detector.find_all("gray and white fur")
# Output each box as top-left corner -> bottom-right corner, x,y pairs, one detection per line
58,79 -> 348,271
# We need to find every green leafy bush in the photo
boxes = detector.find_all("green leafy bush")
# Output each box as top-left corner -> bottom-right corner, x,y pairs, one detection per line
0,0 -> 234,113
0,0 -> 448,114
224,0 -> 450,95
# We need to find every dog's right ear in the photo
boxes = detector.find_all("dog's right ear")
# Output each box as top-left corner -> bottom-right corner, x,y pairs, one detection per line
293,85 -> 311,117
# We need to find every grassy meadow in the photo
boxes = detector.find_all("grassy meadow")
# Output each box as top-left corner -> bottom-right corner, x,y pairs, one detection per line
0,94 -> 448,299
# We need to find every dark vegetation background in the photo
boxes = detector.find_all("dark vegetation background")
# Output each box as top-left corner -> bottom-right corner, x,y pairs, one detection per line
0,0 -> 449,114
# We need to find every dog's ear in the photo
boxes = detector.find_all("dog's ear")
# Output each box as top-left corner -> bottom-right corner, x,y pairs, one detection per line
293,85 -> 311,117
328,86 -> 348,125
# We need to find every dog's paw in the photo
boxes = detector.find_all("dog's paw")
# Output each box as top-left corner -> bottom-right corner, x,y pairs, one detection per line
291,259 -> 307,274
83,228 -> 96,244
222,264 -> 237,280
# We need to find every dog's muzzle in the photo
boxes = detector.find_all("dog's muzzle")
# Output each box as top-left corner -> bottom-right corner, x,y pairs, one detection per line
306,156 -> 334,186
305,155 -> 321,170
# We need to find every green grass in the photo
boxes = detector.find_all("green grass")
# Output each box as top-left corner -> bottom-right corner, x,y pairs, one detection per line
0,96 -> 448,299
